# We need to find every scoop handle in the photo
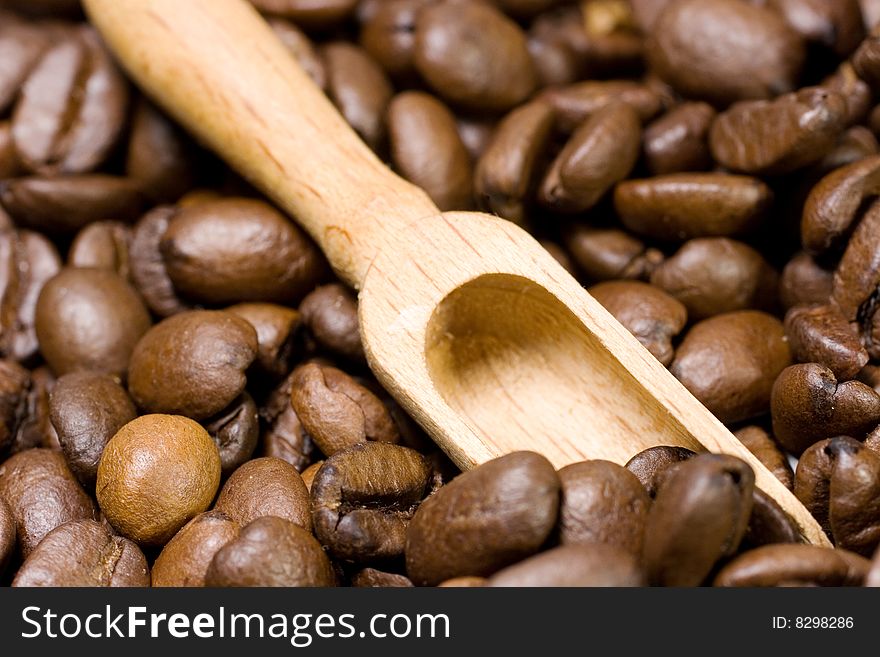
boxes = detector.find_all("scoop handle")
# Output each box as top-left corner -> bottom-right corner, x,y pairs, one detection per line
83,0 -> 439,289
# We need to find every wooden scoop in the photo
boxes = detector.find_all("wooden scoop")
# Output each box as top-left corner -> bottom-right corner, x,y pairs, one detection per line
84,0 -> 827,545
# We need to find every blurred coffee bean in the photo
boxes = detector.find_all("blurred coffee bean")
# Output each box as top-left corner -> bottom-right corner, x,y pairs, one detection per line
455,116 -> 495,161
643,102 -> 715,175
539,80 -> 662,132
768,0 -> 864,56
359,0 -> 431,80
614,174 -> 772,242
733,425 -> 794,490
0,15 -> 50,113
588,280 -> 686,366
203,394 -> 259,477
68,221 -> 132,281
671,311 -> 791,424
0,122 -> 21,179
784,304 -> 868,380
489,544 -> 646,587
714,544 -> 869,586
351,568 -> 413,588
779,252 -> 834,309
215,457 -> 311,531
268,18 -> 327,90
822,63 -> 872,128
151,511 -> 240,587
563,226 -> 663,282
249,0 -> 357,27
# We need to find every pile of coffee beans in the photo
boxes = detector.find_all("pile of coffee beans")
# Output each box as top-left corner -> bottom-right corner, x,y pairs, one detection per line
1,0 -> 880,587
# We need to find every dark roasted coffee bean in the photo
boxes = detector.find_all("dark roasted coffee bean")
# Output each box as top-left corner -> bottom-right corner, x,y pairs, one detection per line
539,80 -> 662,133
406,451 -> 560,586
714,544 -> 869,586
651,238 -> 778,320
671,311 -> 792,424
0,121 -> 21,179
648,0 -> 804,106
0,228 -> 60,362
9,365 -> 57,453
259,371 -> 315,472
0,359 -> 29,454
474,101 -> 555,226
97,414 -> 221,546
128,311 -> 257,420
563,226 -> 663,283
784,304 -> 868,380
322,42 -> 392,151
13,519 -> 148,587
0,448 -> 96,557
831,198 -> 880,321
227,303 -> 301,379
151,511 -> 240,587
822,437 -> 880,555
413,2 -> 536,112
351,568 -> 413,588
733,426 -> 794,490
643,102 -> 716,175
557,460 -> 650,556
588,280 -> 686,366
298,284 -> 363,363
780,252 -> 834,309
49,371 -> 136,489
35,268 -> 151,378
203,394 -> 259,477
0,1 -> 81,18
128,206 -> 190,318
709,87 -> 847,175
0,496 -> 14,574
614,174 -> 772,242
160,198 -> 326,305
489,544 -> 645,587
268,18 -> 327,89
388,91 -> 472,211
205,516 -> 336,587
11,27 -> 128,175
795,437 -> 835,534
68,221 -> 132,281
312,442 -> 430,563
290,362 -> 399,456
0,175 -> 144,235
771,363 -> 880,454
625,445 -> 696,498
539,103 -> 640,213
215,457 -> 311,531
742,488 -> 802,548
643,454 -> 754,586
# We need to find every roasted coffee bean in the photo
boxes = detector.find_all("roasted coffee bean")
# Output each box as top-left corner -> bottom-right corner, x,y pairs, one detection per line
831,198 -> 880,321
300,461 -> 323,491
11,27 -> 128,175
259,371 -> 315,472
614,174 -> 772,242
869,545 -> 880,586
406,451 -> 560,586
709,88 -> 847,175
0,448 -> 95,557
779,252 -> 834,310
456,116 -> 495,161
289,362 -> 399,456
49,371 -> 136,489
249,0 -> 357,26
322,42 -> 392,152
671,311 -> 792,424
0,228 -> 60,362
648,0 -> 804,106
0,496 -> 14,574
413,2 -> 536,112
388,92 -> 472,211
802,155 -> 880,255
151,511 -> 240,587
489,544 -> 645,587
714,544 -> 870,586
822,438 -> 880,555
784,304 -> 868,380
203,394 -> 259,476
539,80 -> 663,133
68,221 -> 132,281
643,454 -> 754,587
822,63 -> 872,128
160,198 -> 326,306
351,568 -> 413,588
215,457 -> 311,531
35,268 -> 151,377
643,102 -> 716,175
817,126 -> 879,173
474,100 -> 554,225
853,25 -> 880,91
227,303 -> 300,379
527,30 -> 581,88
128,310 -> 257,420
126,99 -> 195,203
771,363 -> 880,453
625,445 -> 696,498
312,442 -> 430,563
742,488 -> 802,548
868,424 -> 880,453
769,0 -> 865,56
588,280 -> 686,366
0,16 -> 50,114
563,226 -> 663,283
9,365 -> 57,453
0,122 -> 21,179
12,519 -> 148,587
539,103 -> 640,213
298,284 -> 363,363
651,238 -> 778,320
557,460 -> 650,556
0,175 -> 144,235
358,0 -> 431,80
795,437 -> 836,534
268,18 -> 326,90
205,516 -> 336,587
733,426 -> 794,490
128,206 -> 190,317
97,414 -> 221,546
861,365 -> 880,393
0,359 -> 29,453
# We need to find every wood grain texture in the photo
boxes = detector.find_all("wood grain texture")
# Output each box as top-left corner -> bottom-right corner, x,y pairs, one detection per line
84,0 -> 829,546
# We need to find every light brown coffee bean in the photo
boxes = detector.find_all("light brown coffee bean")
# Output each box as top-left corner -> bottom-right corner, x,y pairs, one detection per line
733,425 -> 794,490
614,173 -> 772,242
671,311 -> 792,424
215,457 -> 311,531
714,544 -> 870,586
151,511 -> 240,587
298,284 -> 364,363
784,304 -> 868,380
489,544 -> 646,587
406,451 -> 560,586
588,280 -> 686,366
643,102 -> 716,175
